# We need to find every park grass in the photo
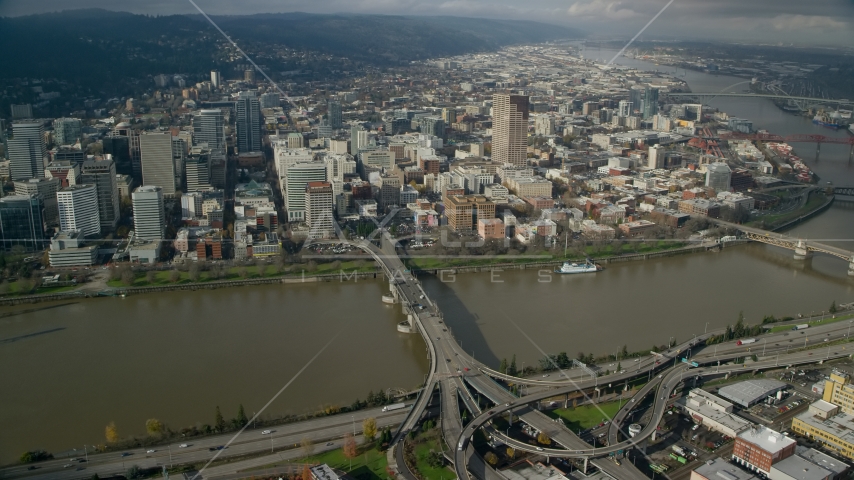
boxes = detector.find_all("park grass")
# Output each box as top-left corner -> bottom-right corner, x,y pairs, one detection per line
405,241 -> 688,271
0,281 -> 77,297
106,260 -> 379,288
259,446 -> 389,480
411,429 -> 456,480
748,193 -> 827,229
542,400 -> 623,432
767,313 -> 854,333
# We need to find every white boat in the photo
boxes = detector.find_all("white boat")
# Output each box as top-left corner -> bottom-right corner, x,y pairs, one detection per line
554,260 -> 599,274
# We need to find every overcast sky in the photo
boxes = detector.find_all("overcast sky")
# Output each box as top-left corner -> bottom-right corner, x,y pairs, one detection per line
1,0 -> 852,47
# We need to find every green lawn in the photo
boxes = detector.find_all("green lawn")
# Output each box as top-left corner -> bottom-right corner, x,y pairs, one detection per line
0,281 -> 77,297
767,313 -> 854,333
106,260 -> 379,288
260,446 -> 390,480
411,430 -> 456,480
748,193 -> 827,229
405,241 -> 687,270
543,400 -> 623,432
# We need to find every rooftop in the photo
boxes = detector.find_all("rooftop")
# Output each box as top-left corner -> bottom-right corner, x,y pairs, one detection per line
692,457 -> 757,480
770,453 -> 831,480
737,425 -> 795,454
718,379 -> 787,406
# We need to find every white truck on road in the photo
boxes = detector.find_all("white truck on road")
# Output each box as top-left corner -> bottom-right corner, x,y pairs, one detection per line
382,403 -> 406,412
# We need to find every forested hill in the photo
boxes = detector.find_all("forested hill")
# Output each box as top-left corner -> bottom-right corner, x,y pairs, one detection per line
0,9 -> 580,85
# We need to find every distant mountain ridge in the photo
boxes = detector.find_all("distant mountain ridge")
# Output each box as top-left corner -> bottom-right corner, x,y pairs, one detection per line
0,9 -> 580,86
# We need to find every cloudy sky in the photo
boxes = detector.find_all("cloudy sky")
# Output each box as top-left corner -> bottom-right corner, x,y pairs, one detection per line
1,0 -> 852,47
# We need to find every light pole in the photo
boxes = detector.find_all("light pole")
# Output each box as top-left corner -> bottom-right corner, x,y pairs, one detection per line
84,445 -> 88,463
848,320 -> 853,338
270,432 -> 274,453
705,322 -> 709,334
352,415 -> 356,436
763,338 -> 767,357
168,444 -> 173,468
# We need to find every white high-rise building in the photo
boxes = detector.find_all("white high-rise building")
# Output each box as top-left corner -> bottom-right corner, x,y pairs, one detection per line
285,162 -> 327,222
236,91 -> 262,153
492,94 -> 529,167
618,100 -> 633,118
132,186 -> 165,241
648,145 -> 664,169
57,184 -> 101,238
139,132 -> 184,195
534,114 -> 555,136
8,121 -> 47,180
210,70 -> 222,89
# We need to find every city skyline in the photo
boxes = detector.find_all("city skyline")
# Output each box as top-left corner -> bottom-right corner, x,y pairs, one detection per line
0,1 -> 852,47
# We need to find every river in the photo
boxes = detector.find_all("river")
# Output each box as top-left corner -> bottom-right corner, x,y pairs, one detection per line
0,281 -> 428,463
1,46 -> 853,465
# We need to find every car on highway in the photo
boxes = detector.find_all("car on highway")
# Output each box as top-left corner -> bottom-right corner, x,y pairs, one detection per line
536,447 -> 543,451
146,449 -> 156,453
121,452 -> 132,457
326,442 -> 334,446
63,464 -> 73,468
261,430 -> 272,434
179,444 -> 189,448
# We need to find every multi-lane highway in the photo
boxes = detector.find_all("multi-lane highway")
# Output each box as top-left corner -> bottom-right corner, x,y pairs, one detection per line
1,407 -> 407,480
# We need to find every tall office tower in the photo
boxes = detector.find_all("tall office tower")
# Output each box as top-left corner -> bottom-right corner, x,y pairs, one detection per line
236,91 -> 262,153
534,114 -> 555,135
643,86 -> 659,119
8,121 -> 47,180
327,101 -> 343,129
10,104 -> 33,119
629,88 -> 644,116
210,70 -> 222,89
102,134 -> 132,175
193,109 -> 226,188
259,92 -> 280,109
285,162 -> 327,222
492,94 -> 529,167
14,177 -> 60,226
57,184 -> 101,238
706,162 -> 732,193
53,118 -> 83,145
139,132 -> 181,195
244,69 -> 256,83
0,118 -> 7,154
418,117 -> 445,138
80,158 -> 119,230
132,186 -> 165,241
112,122 -> 142,181
379,175 -> 401,211
442,107 -> 456,127
185,147 -> 212,192
618,101 -> 633,118
0,195 -> 45,251
305,181 -> 334,239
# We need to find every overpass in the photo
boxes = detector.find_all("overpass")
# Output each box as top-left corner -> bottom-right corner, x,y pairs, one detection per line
713,219 -> 854,276
353,231 -> 854,479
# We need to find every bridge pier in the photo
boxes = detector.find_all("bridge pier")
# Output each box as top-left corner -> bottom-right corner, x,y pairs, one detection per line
793,240 -> 811,260
815,142 -> 821,162
849,258 -> 854,277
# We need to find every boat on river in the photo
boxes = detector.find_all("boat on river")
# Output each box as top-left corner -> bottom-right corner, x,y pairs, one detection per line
554,259 -> 600,275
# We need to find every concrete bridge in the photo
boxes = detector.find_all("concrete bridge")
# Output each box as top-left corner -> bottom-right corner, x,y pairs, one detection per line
714,219 -> 854,275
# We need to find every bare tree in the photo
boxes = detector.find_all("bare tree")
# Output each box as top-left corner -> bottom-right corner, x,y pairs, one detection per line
188,264 -> 200,282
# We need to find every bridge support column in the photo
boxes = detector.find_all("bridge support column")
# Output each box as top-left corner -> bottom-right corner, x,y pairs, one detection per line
794,240 -> 811,260
815,142 -> 821,162
850,144 -> 854,163
849,258 -> 854,277
582,457 -> 588,474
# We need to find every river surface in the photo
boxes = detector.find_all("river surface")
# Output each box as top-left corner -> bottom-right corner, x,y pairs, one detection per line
1,47 -> 853,464
0,281 -> 428,462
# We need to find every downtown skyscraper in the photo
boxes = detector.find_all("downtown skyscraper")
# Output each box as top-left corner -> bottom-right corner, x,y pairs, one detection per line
492,94 -> 529,167
8,121 -> 47,181
193,109 -> 226,188
236,91 -> 262,153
